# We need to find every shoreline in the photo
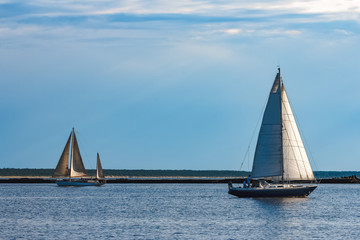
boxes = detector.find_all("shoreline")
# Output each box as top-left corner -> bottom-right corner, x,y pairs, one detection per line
0,176 -> 359,184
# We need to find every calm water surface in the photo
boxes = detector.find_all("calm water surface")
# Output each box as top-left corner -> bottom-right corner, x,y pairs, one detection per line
0,184 -> 360,239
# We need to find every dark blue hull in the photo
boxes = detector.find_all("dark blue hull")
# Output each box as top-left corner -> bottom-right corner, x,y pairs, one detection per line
228,185 -> 317,198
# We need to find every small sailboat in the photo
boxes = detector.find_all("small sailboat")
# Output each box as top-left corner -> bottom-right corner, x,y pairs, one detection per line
53,128 -> 105,186
228,68 -> 317,197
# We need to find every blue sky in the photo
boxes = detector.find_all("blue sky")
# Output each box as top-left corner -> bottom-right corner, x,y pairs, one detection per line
0,0 -> 359,171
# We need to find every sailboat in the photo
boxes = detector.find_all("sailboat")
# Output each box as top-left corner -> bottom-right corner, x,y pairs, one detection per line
228,68 -> 317,197
53,128 -> 106,186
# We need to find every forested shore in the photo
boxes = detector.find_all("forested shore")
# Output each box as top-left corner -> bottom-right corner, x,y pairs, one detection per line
1,168 -> 360,179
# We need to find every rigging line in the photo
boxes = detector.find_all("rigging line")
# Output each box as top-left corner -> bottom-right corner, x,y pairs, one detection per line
247,146 -> 250,171
239,96 -> 268,171
239,146 -> 250,171
298,121 -> 318,172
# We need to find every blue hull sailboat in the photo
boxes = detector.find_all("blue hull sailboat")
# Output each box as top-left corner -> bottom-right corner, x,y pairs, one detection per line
53,129 -> 105,187
228,182 -> 317,198
228,68 -> 317,197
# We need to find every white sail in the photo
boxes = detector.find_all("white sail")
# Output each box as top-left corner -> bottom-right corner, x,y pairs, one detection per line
96,153 -> 104,179
281,87 -> 315,180
70,129 -> 87,178
252,72 -> 283,178
53,133 -> 71,178
251,69 -> 314,181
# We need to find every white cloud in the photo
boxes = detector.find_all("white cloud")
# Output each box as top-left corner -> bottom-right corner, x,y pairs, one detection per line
13,0 -> 358,19
5,0 -> 360,27
223,29 -> 242,35
285,30 -> 301,36
1,0 -> 359,48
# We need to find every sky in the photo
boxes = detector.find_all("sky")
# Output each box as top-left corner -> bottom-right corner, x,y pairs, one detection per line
0,0 -> 359,171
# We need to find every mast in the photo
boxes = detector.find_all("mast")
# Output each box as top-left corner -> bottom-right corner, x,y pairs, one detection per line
70,128 -> 74,179
252,68 -> 283,179
278,67 -> 284,184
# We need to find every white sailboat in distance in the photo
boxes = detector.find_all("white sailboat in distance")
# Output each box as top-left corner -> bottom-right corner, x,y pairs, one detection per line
53,128 -> 106,186
228,68 -> 317,197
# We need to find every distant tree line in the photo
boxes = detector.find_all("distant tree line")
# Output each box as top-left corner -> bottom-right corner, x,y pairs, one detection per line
0,168 -> 359,178
0,168 -> 250,177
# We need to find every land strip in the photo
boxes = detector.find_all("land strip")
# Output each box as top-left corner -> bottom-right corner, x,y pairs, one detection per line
0,176 -> 359,184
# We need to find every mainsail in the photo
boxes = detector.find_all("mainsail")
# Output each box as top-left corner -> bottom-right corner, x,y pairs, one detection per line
252,69 -> 314,181
96,153 -> 104,179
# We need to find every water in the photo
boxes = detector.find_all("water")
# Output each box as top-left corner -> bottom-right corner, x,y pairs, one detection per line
0,184 -> 360,239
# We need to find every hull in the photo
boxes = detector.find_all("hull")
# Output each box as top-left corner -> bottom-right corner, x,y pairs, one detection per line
228,185 -> 317,198
56,179 -> 105,187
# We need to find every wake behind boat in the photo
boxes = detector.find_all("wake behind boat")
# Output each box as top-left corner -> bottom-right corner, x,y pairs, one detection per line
53,128 -> 105,187
228,68 -> 317,198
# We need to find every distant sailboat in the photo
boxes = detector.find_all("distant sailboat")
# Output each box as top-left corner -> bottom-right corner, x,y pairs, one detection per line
53,128 -> 105,186
228,68 -> 317,197
96,152 -> 104,180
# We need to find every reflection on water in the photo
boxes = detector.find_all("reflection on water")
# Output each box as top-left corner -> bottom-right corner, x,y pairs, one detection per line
254,197 -> 309,205
1,184 -> 360,239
